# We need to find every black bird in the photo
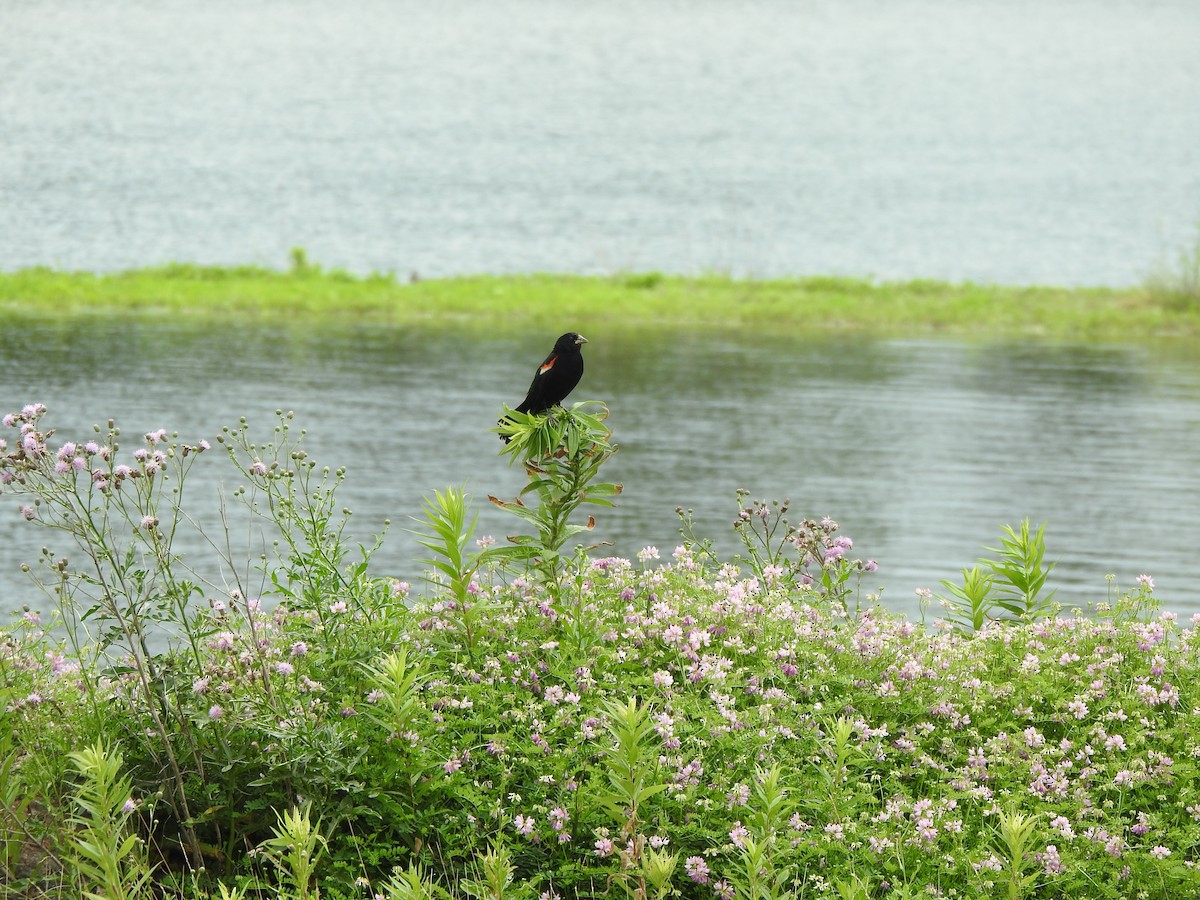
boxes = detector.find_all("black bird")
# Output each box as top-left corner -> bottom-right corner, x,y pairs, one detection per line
516,332 -> 588,415
500,333 -> 588,440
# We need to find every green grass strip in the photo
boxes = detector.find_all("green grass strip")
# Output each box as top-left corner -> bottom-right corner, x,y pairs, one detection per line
2,262 -> 1198,341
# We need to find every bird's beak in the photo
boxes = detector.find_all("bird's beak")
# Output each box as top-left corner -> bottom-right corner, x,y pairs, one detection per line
576,335 -> 588,345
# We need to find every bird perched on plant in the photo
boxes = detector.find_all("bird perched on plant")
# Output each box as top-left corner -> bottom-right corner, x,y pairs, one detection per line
500,332 -> 588,440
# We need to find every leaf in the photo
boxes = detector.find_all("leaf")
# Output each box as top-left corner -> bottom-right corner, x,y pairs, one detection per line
586,482 -> 624,497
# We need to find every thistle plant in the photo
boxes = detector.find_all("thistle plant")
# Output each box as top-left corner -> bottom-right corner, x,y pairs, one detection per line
2,405 -> 401,872
684,492 -> 878,613
489,402 -> 621,594
1,403 -> 210,866
220,409 -> 392,637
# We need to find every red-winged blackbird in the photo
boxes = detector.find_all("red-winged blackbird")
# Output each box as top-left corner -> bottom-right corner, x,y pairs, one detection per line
500,332 -> 588,439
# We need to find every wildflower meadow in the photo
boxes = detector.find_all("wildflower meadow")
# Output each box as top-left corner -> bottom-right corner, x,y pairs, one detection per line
2,401 -> 1198,899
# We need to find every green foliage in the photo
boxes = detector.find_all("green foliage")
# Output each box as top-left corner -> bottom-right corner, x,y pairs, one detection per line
1144,223 -> 1200,311
995,808 -> 1040,900
981,518 -> 1058,621
366,647 -> 426,737
66,741 -> 154,900
594,698 -> 671,833
490,402 -> 621,592
5,403 -> 1200,899
378,863 -> 456,900
4,265 -> 1194,341
0,693 -> 33,880
724,767 -> 797,900
257,803 -> 328,900
413,486 -> 492,659
939,564 -> 997,633
939,519 -> 1059,630
460,842 -> 532,900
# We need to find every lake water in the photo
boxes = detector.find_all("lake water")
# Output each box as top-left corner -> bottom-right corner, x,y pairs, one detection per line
3,320 -> 1199,620
1,0 -> 1198,285
2,2 -> 1199,620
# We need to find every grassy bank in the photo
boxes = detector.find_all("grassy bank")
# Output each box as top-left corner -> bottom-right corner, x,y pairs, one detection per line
2,259 -> 1199,341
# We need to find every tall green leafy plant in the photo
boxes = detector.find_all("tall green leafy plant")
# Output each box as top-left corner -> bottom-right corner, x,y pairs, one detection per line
982,519 -> 1057,619
412,486 -> 492,659
66,741 -> 154,900
938,519 -> 1057,629
591,698 -> 673,899
490,403 -> 621,593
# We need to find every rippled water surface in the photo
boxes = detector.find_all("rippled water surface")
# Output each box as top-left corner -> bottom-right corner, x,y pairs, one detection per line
3,321 -> 1199,619
2,0 -> 1199,284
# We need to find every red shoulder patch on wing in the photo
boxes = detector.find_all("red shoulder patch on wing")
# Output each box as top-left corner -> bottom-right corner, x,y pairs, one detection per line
539,355 -> 557,375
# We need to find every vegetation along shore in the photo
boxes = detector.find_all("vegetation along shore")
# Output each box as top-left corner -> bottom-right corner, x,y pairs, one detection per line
1,251 -> 1199,340
3,399 -> 1200,898
3,250 -> 1200,896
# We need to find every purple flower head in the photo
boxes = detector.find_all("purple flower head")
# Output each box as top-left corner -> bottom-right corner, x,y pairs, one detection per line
685,856 -> 710,884
212,632 -> 235,651
513,815 -> 535,837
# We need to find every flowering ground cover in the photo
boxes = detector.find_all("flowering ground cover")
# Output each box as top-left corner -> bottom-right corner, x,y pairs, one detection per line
2,403 -> 1198,899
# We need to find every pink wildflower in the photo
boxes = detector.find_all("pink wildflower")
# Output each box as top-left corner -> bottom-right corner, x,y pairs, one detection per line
513,815 -> 535,837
